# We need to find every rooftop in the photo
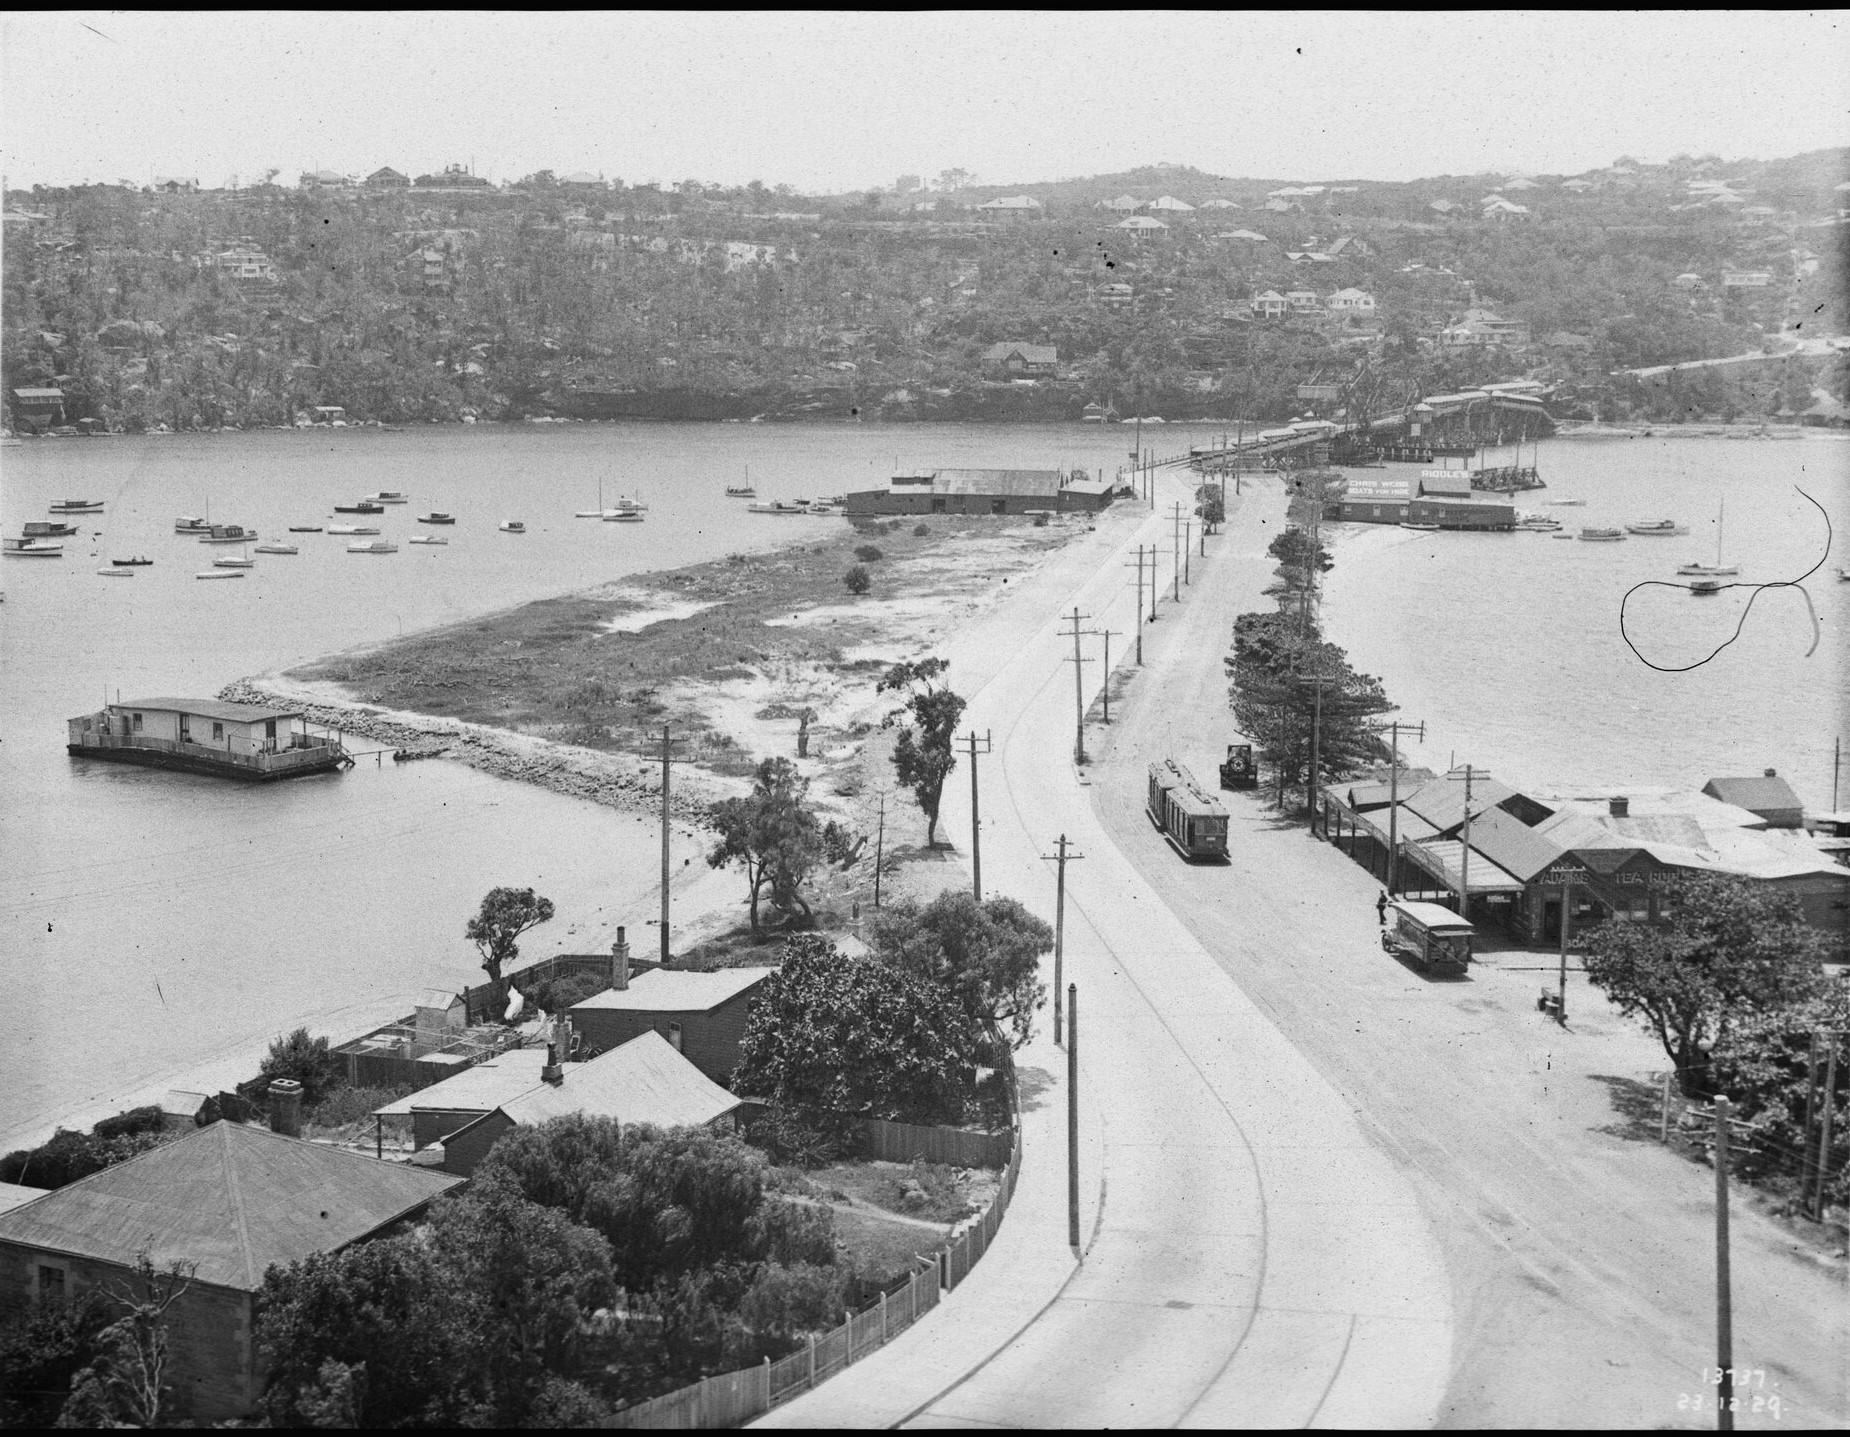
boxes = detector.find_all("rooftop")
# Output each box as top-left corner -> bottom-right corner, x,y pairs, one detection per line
111,697 -> 302,724
570,965 -> 770,1015
489,1031 -> 741,1131
1702,773 -> 1803,815
0,1123 -> 461,1290
374,1047 -> 552,1116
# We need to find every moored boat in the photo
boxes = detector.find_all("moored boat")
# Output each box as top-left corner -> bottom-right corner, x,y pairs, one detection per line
366,491 -> 409,504
333,501 -> 385,514
1626,518 -> 1688,536
96,567 -> 133,577
417,512 -> 455,525
253,543 -> 298,555
110,556 -> 153,566
725,486 -> 757,497
1688,577 -> 1723,595
346,539 -> 399,554
326,524 -> 380,536
1399,522 -> 1440,532
499,520 -> 526,533
213,554 -> 255,568
287,525 -> 324,533
1578,526 -> 1626,542
407,534 -> 448,546
194,569 -> 245,580
23,520 -> 79,538
747,500 -> 808,515
175,516 -> 215,534
601,509 -> 645,523
199,525 -> 258,544
4,537 -> 64,557
1543,498 -> 1586,507
66,696 -> 350,779
50,498 -> 105,513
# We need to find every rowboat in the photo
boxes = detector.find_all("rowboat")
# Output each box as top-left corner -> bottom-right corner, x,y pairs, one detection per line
326,524 -> 380,536
1399,522 -> 1440,532
1688,577 -> 1723,595
347,539 -> 399,554
253,543 -> 299,555
194,569 -> 245,580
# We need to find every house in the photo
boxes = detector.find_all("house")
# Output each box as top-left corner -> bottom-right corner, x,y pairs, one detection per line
8,386 -> 66,430
1326,287 -> 1377,315
374,1047 -> 556,1150
363,166 -> 411,189
1404,494 -> 1515,530
1702,770 -> 1804,829
215,244 -> 276,282
1114,215 -> 1169,235
159,1091 -> 221,1133
1264,198 -> 1300,213
1099,194 -> 1141,213
981,342 -> 1059,378
1285,250 -> 1336,265
976,195 -> 1044,219
1249,290 -> 1289,319
1323,236 -> 1369,258
1146,195 -> 1195,213
1441,309 -> 1531,348
1481,197 -> 1531,220
298,169 -> 353,189
1285,290 -> 1323,315
414,165 -> 493,190
1220,229 -> 1270,244
560,171 -> 606,189
845,468 -> 1115,518
0,1123 -> 461,1421
568,967 -> 773,1082
66,697 -> 348,781
1720,270 -> 1772,289
151,176 -> 199,193
439,1032 -> 743,1177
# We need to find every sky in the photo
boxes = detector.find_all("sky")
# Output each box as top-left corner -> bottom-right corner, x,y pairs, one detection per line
2,10 -> 1846,192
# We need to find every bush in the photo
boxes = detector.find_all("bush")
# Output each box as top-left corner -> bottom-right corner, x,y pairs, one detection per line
260,1028 -> 344,1108
853,544 -> 883,563
305,1085 -> 419,1130
843,565 -> 871,595
913,523 -> 929,537
91,1106 -> 165,1141
0,1128 -> 172,1191
524,969 -> 609,1016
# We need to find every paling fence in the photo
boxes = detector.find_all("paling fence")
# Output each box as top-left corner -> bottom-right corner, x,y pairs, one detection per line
601,1051 -> 1024,1429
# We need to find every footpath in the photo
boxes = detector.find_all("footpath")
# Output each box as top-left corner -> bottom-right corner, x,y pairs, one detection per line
759,473 -> 1454,1428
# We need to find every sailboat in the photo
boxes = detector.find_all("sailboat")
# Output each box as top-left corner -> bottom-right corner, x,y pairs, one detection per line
575,475 -> 621,519
1676,499 -> 1740,576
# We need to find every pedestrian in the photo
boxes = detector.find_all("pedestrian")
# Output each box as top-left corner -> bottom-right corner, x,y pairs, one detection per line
1376,890 -> 1389,926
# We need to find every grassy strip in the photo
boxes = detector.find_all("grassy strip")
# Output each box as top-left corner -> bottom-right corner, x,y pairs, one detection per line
290,514 -> 1071,769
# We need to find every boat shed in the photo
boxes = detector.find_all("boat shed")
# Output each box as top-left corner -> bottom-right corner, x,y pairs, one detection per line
843,469 -> 1114,518
1417,470 -> 1477,498
1405,494 -> 1516,530
1334,474 -> 1415,523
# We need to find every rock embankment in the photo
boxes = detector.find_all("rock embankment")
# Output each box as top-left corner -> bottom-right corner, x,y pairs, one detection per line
217,679 -> 725,825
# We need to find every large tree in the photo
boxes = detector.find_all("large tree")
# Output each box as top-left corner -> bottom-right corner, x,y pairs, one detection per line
56,1254 -> 195,1430
876,657 -> 966,848
707,757 -> 823,934
1582,873 -> 1831,1095
466,886 -> 556,987
733,935 -> 978,1126
867,891 -> 1051,1049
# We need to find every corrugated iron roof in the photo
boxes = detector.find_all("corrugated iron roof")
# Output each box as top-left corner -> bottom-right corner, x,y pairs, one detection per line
492,1031 -> 741,1131
373,1048 -> 552,1117
1341,476 -> 1416,501
0,1183 -> 47,1215
113,697 -> 302,723
571,966 -> 770,1015
0,1124 -> 460,1290
1464,807 -> 1566,881
1702,774 -> 1802,814
1403,773 -> 1521,831
1404,839 -> 1527,892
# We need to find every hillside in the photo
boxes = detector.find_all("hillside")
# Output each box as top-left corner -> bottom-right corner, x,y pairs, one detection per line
3,150 -> 1845,432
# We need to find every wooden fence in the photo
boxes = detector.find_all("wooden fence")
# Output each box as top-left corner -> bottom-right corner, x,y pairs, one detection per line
601,1047 -> 1024,1429
862,1116 -> 1011,1169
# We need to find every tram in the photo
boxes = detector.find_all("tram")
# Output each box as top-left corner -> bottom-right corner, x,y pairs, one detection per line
1146,759 -> 1231,861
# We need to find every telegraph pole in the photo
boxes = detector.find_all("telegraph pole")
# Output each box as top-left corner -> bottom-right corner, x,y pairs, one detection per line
1062,608 -> 1093,765
1308,671 -> 1324,831
651,724 -> 687,963
1555,873 -> 1573,1023
963,730 -> 992,900
1097,629 -> 1120,723
1457,764 -> 1481,918
1714,1096 -> 1734,1433
1124,547 -> 1148,663
1814,1035 -> 1840,1220
1042,835 -> 1084,1045
1067,983 -> 1080,1249
870,789 -> 890,908
1378,720 -> 1426,894
1169,503 -> 1184,601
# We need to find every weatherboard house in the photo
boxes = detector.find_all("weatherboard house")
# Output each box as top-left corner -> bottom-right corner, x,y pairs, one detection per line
67,697 -> 350,781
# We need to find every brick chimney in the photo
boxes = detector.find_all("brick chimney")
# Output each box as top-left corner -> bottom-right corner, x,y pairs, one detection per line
611,927 -> 630,991
541,1014 -> 569,1086
268,1079 -> 302,1137
1609,796 -> 1629,818
1764,767 -> 1777,778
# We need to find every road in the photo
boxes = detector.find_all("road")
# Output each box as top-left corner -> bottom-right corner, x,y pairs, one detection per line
1620,333 -> 1844,378
1084,477 -> 1849,1429
764,481 -> 1456,1429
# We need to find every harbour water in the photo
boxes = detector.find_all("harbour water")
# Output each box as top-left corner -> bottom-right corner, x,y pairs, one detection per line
1320,434 -> 1850,800
0,421 -> 1143,1144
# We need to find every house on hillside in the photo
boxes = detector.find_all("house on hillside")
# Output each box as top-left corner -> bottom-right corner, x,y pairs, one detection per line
299,169 -> 353,189
982,342 -> 1059,378
1481,196 -> 1531,221
1114,215 -> 1169,236
569,967 -> 771,1082
976,195 -> 1043,220
1249,290 -> 1288,319
1219,228 -> 1270,244
1264,198 -> 1300,213
1099,194 -> 1140,213
364,166 -> 411,189
1326,287 -> 1377,316
1286,290 -> 1323,315
151,176 -> 198,193
1441,309 -> 1531,348
0,1123 -> 460,1422
1146,195 -> 1195,213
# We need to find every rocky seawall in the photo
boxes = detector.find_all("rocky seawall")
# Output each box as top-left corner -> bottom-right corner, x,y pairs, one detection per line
216,679 -> 724,826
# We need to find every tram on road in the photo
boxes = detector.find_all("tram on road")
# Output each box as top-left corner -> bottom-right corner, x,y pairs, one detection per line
1147,759 -> 1230,861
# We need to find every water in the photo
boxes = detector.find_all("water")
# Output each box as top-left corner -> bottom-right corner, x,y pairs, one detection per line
0,421 -> 1147,1143
1320,434 -> 1850,801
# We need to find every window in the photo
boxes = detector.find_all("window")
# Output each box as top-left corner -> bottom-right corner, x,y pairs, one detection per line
131,712 -> 143,732
666,1022 -> 683,1052
37,1265 -> 66,1303
212,722 -> 224,740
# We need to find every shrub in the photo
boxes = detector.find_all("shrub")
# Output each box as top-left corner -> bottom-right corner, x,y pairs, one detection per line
305,1085 -> 419,1130
524,969 -> 609,1015
853,544 -> 883,563
843,565 -> 871,595
912,523 -> 929,537
259,1028 -> 344,1108
91,1106 -> 165,1141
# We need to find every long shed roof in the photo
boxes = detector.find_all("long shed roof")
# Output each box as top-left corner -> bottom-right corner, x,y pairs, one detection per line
113,697 -> 302,723
493,1031 -> 741,1130
571,966 -> 770,1014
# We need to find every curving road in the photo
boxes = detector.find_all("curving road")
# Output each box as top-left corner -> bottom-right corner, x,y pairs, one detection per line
762,479 -> 1455,1428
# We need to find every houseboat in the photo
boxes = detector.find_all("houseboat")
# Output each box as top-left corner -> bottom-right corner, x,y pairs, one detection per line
1578,527 -> 1626,542
22,520 -> 79,539
1626,519 -> 1688,537
67,697 -> 351,781
49,499 -> 105,513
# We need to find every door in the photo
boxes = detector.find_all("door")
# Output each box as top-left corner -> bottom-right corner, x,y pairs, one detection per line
178,714 -> 191,744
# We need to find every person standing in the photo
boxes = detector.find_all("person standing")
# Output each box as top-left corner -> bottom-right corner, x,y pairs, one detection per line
1376,890 -> 1389,926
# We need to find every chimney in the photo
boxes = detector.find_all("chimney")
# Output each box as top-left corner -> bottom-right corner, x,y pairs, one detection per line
611,927 -> 630,991
267,1079 -> 302,1137
1609,796 -> 1629,818
541,1015 -> 568,1086
1764,768 -> 1777,778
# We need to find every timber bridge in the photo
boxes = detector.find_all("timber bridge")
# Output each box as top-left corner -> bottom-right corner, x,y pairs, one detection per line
1125,384 -> 1555,475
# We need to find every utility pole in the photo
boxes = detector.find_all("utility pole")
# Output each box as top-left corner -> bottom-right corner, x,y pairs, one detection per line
1184,521 -> 1192,584
1714,1095 -> 1734,1433
651,724 -> 687,964
1042,835 -> 1084,1045
1833,735 -> 1842,812
963,730 -> 992,900
1457,764 -> 1482,919
1308,671 -> 1324,832
1097,629 -> 1120,723
1067,982 -> 1080,1249
870,789 -> 890,909
1378,720 -> 1426,895
1062,608 -> 1093,765
1169,502 -> 1184,601
1814,1034 -> 1839,1220
1555,873 -> 1573,1023
1124,547 -> 1148,663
